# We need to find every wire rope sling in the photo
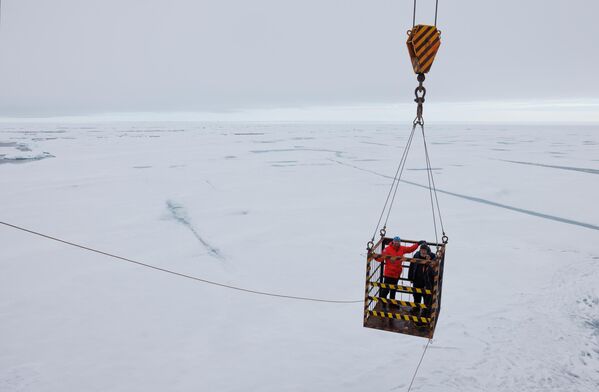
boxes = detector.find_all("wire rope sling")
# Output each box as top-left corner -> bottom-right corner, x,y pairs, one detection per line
363,0 -> 448,339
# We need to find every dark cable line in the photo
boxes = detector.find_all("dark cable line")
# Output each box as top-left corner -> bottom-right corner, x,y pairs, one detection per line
420,124 -> 439,244
421,127 -> 445,234
0,221 -> 362,304
413,0 -> 417,27
383,123 -> 417,228
407,339 -> 432,392
371,123 -> 417,241
412,0 -> 441,27
372,117 -> 447,242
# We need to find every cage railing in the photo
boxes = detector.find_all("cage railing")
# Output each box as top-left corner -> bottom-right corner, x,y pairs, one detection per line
363,237 -> 446,337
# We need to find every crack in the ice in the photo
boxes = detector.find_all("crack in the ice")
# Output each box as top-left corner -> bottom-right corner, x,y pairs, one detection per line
250,148 -> 344,155
498,159 -> 599,175
205,180 -> 217,190
331,159 -> 599,232
166,200 -> 225,261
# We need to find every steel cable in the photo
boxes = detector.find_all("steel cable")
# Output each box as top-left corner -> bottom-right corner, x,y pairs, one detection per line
420,123 -> 439,244
370,123 -> 417,242
407,339 -> 432,392
412,0 -> 417,27
412,0 -> 440,27
421,126 -> 445,235
383,123 -> 417,228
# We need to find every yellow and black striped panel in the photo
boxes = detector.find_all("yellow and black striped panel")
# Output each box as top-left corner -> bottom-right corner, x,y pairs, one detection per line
367,310 -> 431,324
406,24 -> 441,74
368,296 -> 427,309
370,281 -> 433,295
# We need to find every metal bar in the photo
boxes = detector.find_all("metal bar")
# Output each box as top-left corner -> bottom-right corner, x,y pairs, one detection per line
370,281 -> 433,295
366,236 -> 385,261
371,253 -> 441,265
366,262 -> 382,280
368,296 -> 432,309
367,310 -> 431,324
384,237 -> 445,247
378,261 -> 384,297
428,248 -> 445,332
363,250 -> 373,326
373,236 -> 384,251
430,250 -> 446,331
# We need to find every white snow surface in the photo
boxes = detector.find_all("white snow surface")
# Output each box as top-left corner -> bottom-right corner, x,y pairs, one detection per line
1,122 -> 598,391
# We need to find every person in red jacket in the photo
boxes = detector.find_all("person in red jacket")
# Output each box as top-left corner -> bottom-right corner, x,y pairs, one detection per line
376,236 -> 424,304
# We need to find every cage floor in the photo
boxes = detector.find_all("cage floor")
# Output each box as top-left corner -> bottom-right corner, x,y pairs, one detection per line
364,302 -> 434,339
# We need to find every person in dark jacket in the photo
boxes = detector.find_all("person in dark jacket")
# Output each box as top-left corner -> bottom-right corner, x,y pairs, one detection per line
408,244 -> 436,318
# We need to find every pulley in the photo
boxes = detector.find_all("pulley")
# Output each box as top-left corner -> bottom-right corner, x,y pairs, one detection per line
406,25 -> 441,74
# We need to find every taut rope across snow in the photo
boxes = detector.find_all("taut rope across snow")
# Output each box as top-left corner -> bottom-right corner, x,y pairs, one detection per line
0,220 -> 362,304
2,221 -> 434,391
407,339 -> 432,392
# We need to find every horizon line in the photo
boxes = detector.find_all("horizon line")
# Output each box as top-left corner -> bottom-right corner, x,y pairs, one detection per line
1,99 -> 599,123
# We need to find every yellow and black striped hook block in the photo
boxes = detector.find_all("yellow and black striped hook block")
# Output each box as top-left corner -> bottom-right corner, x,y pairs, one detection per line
406,25 -> 441,74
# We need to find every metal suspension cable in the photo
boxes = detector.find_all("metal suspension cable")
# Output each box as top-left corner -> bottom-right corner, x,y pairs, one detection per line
421,126 -> 445,235
370,123 -> 417,242
412,0 -> 440,27
412,0 -> 417,27
383,123 -> 417,228
0,221 -> 362,304
419,123 -> 439,244
407,339 -> 432,392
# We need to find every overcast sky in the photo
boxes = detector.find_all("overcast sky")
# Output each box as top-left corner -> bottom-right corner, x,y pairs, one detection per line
1,0 -> 598,120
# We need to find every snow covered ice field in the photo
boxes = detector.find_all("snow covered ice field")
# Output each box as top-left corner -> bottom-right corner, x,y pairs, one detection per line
1,122 -> 598,391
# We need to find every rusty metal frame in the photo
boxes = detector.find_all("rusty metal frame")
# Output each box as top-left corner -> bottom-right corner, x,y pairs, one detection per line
363,237 -> 446,338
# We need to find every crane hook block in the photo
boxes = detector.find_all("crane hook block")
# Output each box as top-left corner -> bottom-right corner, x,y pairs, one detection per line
406,25 -> 441,74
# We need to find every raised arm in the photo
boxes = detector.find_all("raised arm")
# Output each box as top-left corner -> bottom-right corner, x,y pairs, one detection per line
403,242 -> 419,253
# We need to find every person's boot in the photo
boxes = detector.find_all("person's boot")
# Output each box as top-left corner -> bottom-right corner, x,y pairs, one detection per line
381,301 -> 388,312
